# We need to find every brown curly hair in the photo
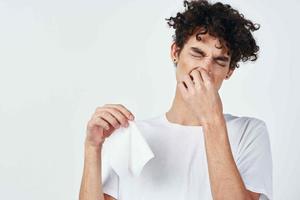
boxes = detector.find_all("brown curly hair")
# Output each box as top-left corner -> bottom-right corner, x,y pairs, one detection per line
165,0 -> 260,69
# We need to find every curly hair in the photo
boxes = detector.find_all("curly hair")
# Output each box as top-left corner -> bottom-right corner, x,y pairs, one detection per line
165,0 -> 260,69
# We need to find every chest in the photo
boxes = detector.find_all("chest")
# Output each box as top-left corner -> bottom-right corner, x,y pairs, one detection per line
118,132 -> 214,200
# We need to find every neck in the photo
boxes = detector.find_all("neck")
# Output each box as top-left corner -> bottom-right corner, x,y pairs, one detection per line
166,88 -> 203,126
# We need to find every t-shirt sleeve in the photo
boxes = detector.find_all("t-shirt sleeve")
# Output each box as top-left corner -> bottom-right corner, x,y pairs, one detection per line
101,141 -> 119,199
236,119 -> 273,200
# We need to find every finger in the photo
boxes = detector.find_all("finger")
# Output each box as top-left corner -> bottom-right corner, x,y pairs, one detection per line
177,81 -> 188,97
103,104 -> 134,121
182,74 -> 194,90
199,68 -> 212,85
96,111 -> 120,129
190,69 -> 203,87
102,107 -> 129,127
93,117 -> 110,130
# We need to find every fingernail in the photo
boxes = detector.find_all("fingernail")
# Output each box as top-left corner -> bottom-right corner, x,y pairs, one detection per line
129,115 -> 134,120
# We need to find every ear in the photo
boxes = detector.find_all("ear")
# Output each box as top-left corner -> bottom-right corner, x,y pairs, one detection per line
226,67 -> 235,79
170,42 -> 180,61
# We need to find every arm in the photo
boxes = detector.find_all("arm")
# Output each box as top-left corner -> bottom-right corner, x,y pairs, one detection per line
202,115 -> 259,200
79,141 -> 105,200
79,141 -> 118,200
79,104 -> 134,200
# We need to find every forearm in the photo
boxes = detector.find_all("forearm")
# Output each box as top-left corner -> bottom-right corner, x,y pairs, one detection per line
203,116 -> 250,200
79,141 -> 104,200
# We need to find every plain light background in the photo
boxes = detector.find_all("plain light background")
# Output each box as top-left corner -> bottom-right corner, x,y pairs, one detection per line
0,0 -> 299,199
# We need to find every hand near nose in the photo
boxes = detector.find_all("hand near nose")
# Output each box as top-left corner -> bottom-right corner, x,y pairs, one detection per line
177,68 -> 223,125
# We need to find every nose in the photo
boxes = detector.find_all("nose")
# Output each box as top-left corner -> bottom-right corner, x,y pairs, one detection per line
197,57 -> 213,73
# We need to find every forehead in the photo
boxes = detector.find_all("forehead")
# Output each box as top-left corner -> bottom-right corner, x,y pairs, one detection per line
185,30 -> 230,56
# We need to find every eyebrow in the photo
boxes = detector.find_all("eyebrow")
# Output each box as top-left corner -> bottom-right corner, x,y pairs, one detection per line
190,47 -> 230,62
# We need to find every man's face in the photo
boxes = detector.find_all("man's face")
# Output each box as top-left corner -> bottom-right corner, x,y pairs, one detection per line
171,29 -> 235,91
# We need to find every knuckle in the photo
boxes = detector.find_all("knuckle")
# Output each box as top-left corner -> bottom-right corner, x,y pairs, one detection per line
109,107 -> 118,113
103,103 -> 115,107
117,104 -> 131,114
101,111 -> 110,118
191,70 -> 197,75
113,109 -> 125,119
116,103 -> 123,107
95,106 -> 102,112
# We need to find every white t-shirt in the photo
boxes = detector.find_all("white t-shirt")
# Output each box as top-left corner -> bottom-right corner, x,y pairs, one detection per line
101,113 -> 273,200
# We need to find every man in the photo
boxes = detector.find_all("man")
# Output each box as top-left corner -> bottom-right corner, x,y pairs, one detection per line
79,1 -> 273,200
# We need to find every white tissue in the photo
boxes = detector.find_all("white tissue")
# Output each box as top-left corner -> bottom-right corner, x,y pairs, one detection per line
104,120 -> 155,177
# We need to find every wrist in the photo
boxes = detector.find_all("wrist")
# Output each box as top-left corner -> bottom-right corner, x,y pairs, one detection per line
84,140 -> 103,151
202,114 -> 226,129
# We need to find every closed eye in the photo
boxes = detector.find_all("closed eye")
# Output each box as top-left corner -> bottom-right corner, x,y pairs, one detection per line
215,61 -> 227,67
214,56 -> 229,66
191,54 -> 226,66
191,54 -> 203,58
215,59 -> 228,67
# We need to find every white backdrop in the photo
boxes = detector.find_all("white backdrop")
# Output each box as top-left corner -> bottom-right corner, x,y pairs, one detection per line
0,0 -> 299,199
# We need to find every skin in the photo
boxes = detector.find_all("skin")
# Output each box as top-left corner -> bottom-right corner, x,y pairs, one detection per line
167,28 -> 260,200
79,28 -> 261,200
79,104 -> 135,200
168,26 -> 235,126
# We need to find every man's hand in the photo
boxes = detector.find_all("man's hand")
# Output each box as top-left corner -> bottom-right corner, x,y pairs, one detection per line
85,104 -> 135,148
177,68 -> 223,125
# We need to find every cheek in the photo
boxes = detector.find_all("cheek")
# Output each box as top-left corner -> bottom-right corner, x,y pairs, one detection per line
175,60 -> 189,77
178,59 -> 197,75
207,71 -> 225,84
